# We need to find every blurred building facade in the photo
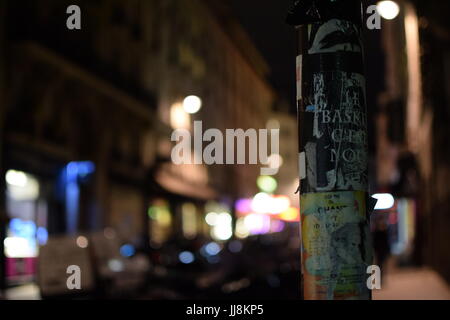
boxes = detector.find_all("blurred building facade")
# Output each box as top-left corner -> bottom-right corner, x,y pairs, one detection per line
0,0 -> 277,290
375,0 -> 450,282
268,100 -> 299,207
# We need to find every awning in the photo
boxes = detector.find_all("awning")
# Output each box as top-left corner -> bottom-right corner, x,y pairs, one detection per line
154,162 -> 217,201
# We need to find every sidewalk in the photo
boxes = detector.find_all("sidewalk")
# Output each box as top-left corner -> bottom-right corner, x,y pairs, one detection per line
373,266 -> 450,300
4,266 -> 450,300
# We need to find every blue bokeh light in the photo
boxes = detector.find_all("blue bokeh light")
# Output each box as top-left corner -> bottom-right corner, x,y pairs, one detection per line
120,244 -> 136,257
179,251 -> 195,264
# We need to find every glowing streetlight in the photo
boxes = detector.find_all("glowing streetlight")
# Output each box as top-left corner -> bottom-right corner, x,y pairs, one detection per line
5,170 -> 28,187
170,102 -> 190,129
211,212 -> 233,241
183,95 -> 202,114
377,1 -> 400,20
76,236 -> 89,248
267,154 -> 283,170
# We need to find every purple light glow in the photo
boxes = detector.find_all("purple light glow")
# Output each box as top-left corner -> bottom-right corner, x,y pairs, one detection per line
235,199 -> 252,214
270,219 -> 285,233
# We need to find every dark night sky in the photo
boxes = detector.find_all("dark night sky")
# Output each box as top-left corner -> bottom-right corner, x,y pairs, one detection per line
229,0 -> 385,148
229,0 -> 385,154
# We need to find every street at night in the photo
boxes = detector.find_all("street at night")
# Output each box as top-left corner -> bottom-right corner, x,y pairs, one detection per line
0,0 -> 449,309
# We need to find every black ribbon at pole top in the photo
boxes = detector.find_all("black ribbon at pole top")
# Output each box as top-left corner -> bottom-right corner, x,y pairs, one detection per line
286,0 -> 363,27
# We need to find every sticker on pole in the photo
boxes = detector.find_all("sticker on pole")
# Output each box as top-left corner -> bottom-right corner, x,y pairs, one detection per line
296,55 -> 303,100
300,191 -> 372,300
298,18 -> 368,194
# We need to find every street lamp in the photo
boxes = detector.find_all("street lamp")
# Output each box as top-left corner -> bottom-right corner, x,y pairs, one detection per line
183,95 -> 202,114
377,1 -> 400,20
170,102 -> 190,129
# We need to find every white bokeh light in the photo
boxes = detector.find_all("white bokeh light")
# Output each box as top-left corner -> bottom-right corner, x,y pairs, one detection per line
211,212 -> 233,241
6,170 -> 28,187
183,95 -> 202,114
170,102 -> 190,129
267,154 -> 283,170
373,193 -> 395,210
76,236 -> 89,249
377,1 -> 400,20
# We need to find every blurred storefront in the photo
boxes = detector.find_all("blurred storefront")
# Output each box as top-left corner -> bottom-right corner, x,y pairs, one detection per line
4,170 -> 42,285
148,159 -> 218,247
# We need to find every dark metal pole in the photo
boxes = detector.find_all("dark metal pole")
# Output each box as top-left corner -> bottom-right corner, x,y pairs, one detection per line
287,0 -> 373,300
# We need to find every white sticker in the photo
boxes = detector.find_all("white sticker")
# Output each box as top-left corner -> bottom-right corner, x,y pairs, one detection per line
299,152 -> 306,180
296,55 -> 303,101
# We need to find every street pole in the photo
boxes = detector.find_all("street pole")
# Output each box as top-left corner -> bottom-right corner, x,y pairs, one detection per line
287,0 -> 373,300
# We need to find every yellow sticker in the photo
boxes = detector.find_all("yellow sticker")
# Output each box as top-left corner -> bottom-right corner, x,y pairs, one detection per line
301,191 -> 372,300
